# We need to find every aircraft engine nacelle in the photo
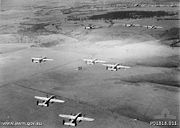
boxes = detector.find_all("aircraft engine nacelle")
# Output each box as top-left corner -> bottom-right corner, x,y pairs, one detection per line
39,60 -> 43,63
106,66 -> 108,70
62,120 -> 65,125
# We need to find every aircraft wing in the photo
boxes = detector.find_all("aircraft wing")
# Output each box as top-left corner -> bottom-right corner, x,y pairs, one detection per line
50,99 -> 65,103
43,58 -> 53,61
83,59 -> 92,62
156,26 -> 163,29
117,65 -> 131,69
134,24 -> 141,27
59,114 -> 76,120
32,57 -> 40,60
102,64 -> 115,67
143,25 -> 148,28
34,96 -> 49,101
77,117 -> 94,122
95,60 -> 106,63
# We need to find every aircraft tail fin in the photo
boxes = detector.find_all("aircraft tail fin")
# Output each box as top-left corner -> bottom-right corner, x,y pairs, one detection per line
37,102 -> 48,107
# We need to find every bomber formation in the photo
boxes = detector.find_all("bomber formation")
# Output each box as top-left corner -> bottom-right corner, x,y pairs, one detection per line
0,0 -> 179,128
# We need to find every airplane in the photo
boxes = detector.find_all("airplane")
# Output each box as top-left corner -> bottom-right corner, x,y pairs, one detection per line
82,23 -> 103,30
84,24 -> 97,30
31,57 -> 53,63
102,63 -> 131,71
133,4 -> 141,7
170,39 -> 180,47
84,26 -> 95,29
122,23 -> 141,27
144,25 -> 163,29
105,19 -> 114,27
83,58 -> 106,65
34,95 -> 65,107
59,112 -> 94,127
122,23 -> 135,27
170,4 -> 177,7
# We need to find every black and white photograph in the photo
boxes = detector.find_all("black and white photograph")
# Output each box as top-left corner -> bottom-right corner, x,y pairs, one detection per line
0,0 -> 179,128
